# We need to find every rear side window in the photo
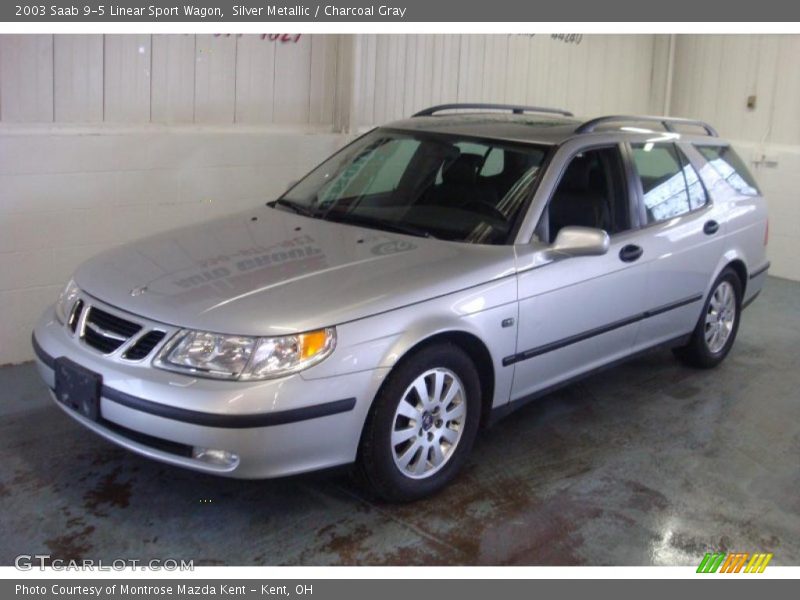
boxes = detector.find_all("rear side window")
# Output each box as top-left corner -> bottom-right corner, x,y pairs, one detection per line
480,148 -> 504,177
695,145 -> 759,196
631,143 -> 707,223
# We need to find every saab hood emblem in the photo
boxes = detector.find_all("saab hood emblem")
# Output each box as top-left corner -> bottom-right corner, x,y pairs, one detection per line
130,285 -> 148,297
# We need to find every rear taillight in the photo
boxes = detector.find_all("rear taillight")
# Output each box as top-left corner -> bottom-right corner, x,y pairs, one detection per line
765,220 -> 769,246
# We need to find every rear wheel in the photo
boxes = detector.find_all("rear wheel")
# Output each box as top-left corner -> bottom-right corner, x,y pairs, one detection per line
356,343 -> 481,502
673,267 -> 742,368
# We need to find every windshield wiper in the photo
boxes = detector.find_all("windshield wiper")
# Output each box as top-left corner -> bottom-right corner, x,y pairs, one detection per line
268,198 -> 317,218
324,212 -> 436,239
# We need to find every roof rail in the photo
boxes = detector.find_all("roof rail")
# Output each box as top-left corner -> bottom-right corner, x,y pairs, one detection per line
576,115 -> 718,137
413,103 -> 574,118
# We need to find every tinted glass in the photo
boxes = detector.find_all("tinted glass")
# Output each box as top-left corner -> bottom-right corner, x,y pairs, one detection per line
480,147 -> 504,177
433,141 -> 504,183
631,143 -> 705,223
281,129 -> 548,245
546,146 -> 630,242
696,145 -> 760,196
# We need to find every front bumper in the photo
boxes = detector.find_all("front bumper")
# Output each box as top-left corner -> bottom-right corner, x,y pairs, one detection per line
32,306 -> 385,478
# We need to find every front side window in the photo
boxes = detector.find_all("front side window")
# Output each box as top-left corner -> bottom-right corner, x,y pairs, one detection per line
280,129 -> 548,245
695,145 -> 760,196
544,146 -> 630,243
631,143 -> 707,224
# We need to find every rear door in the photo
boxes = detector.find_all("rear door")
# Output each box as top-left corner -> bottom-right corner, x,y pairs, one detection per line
626,141 -> 726,345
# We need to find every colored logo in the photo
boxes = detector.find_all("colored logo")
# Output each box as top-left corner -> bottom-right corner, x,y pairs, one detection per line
697,552 -> 773,573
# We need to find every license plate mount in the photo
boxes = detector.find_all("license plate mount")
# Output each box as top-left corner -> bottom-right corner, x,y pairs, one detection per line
54,357 -> 102,421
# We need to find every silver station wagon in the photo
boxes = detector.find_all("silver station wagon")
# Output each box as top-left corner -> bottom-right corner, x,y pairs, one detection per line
33,104 -> 769,501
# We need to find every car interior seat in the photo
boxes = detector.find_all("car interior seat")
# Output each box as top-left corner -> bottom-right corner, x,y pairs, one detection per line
548,155 -> 611,241
423,153 -> 499,210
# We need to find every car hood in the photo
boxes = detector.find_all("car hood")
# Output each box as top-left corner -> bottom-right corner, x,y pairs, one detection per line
74,206 -> 516,336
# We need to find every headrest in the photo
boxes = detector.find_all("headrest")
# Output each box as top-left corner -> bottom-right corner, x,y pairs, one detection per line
588,165 -> 605,190
503,150 -> 530,173
560,155 -> 594,192
442,153 -> 484,185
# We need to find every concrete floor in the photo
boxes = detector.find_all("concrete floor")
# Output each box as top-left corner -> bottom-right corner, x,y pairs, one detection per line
1,276 -> 798,566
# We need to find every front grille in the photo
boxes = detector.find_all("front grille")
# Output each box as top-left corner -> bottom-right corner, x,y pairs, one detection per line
124,330 -> 166,360
88,307 -> 142,337
82,307 -> 142,354
68,299 -> 84,332
67,295 -> 171,361
83,325 -> 126,353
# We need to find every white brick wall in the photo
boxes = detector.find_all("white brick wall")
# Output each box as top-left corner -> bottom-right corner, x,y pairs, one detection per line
0,125 -> 350,365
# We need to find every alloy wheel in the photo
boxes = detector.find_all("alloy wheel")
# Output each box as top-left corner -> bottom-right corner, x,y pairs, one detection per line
705,280 -> 736,353
390,368 -> 467,479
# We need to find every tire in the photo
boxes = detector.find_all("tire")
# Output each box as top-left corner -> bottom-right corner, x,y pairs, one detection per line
673,267 -> 743,369
356,343 -> 482,502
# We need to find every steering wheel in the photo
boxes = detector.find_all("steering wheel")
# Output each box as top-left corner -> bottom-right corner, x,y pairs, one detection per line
462,198 -> 507,224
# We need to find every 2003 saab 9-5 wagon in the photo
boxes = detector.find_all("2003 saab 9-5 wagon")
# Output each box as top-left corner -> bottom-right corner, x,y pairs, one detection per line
33,104 -> 769,501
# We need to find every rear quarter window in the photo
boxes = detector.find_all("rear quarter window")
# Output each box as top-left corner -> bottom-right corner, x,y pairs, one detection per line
695,145 -> 760,196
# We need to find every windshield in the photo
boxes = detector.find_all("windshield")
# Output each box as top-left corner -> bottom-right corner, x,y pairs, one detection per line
276,129 -> 549,245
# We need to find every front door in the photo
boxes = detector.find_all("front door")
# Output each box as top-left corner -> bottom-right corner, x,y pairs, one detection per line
510,144 -> 650,401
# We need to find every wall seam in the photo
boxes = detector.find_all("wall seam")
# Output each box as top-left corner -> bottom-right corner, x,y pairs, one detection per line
51,34 -> 55,122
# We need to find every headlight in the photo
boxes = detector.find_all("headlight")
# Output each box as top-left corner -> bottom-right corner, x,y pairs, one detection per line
54,279 -> 81,325
154,328 -> 336,380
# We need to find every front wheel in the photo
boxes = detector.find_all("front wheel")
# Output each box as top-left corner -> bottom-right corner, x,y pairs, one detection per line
673,267 -> 742,368
356,343 -> 481,502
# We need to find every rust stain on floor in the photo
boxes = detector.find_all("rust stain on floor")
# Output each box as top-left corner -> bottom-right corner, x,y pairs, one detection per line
381,472 -> 598,565
623,480 -> 669,512
307,518 -> 451,566
83,466 -> 132,516
312,523 -> 374,564
45,524 -> 96,561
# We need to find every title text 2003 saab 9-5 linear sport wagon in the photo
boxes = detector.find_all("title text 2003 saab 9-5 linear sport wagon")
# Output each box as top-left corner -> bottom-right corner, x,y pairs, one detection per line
33,104 -> 769,501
